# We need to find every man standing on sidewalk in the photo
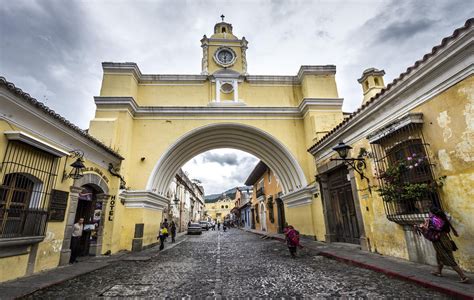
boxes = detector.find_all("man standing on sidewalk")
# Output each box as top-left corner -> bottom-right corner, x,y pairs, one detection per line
69,217 -> 84,264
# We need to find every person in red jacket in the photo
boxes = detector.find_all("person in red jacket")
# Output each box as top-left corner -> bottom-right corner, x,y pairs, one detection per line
284,225 -> 303,258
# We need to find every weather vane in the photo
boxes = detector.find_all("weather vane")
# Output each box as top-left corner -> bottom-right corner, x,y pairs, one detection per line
220,14 -> 225,22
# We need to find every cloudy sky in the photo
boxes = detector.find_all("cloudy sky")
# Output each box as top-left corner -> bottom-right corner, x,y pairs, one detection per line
1,0 -> 472,194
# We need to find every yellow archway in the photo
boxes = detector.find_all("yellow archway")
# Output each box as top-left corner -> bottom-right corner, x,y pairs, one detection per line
147,123 -> 308,196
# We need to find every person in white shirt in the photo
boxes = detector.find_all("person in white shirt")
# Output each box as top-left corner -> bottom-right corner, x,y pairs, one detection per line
69,218 -> 84,264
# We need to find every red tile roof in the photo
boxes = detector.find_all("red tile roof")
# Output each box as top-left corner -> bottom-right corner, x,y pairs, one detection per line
308,18 -> 473,154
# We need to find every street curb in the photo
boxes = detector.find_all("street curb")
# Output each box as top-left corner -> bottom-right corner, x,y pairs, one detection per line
318,252 -> 474,300
3,236 -> 190,299
243,228 -> 473,300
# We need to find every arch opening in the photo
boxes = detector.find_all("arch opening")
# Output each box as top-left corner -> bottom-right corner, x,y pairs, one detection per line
146,123 -> 307,198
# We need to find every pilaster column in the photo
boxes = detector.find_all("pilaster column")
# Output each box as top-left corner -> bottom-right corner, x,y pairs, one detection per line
233,80 -> 239,102
215,80 -> 221,102
59,186 -> 82,266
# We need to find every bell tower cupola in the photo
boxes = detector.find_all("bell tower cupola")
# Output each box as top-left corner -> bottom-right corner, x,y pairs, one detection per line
201,15 -> 248,76
212,15 -> 237,39
358,68 -> 386,104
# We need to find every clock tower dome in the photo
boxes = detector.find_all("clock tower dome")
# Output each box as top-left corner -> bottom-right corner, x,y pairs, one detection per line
201,16 -> 248,76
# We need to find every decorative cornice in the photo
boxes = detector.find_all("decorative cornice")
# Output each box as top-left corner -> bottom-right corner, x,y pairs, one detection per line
297,65 -> 337,80
94,97 -> 343,118
4,131 -> 70,157
281,186 -> 314,208
367,113 -> 423,144
119,190 -> 169,211
357,68 -> 386,83
102,62 -> 337,85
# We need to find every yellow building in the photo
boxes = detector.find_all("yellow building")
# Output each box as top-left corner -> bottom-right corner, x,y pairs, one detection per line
245,161 -> 285,234
308,19 -> 474,271
88,19 -> 344,239
205,197 -> 235,222
0,77 -> 124,282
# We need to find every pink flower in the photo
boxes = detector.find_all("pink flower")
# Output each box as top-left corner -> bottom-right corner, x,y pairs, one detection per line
407,157 -> 413,161
414,163 -> 418,167
409,166 -> 414,169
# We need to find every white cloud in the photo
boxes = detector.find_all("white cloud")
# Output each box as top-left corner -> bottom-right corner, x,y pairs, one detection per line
182,149 -> 258,195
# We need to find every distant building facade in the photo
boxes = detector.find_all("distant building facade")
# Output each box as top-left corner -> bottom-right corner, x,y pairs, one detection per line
245,161 -> 285,234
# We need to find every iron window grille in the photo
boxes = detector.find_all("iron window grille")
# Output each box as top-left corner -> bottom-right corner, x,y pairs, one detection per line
369,115 -> 442,225
0,141 -> 60,238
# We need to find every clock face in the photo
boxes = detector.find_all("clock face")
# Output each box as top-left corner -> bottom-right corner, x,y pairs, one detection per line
214,47 -> 236,67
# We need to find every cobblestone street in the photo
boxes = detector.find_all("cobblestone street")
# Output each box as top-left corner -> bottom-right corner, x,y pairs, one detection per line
27,229 -> 446,298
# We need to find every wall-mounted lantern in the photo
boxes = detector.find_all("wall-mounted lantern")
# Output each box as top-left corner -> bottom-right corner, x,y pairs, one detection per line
330,141 -> 369,182
62,150 -> 85,181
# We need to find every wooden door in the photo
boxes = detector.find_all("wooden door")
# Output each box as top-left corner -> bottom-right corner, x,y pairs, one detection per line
328,167 -> 360,244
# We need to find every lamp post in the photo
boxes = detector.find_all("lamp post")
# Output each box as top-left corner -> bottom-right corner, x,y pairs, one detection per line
174,195 -> 182,233
330,141 -> 369,182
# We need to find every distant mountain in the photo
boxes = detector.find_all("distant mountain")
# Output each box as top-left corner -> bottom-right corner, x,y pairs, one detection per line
204,186 -> 252,203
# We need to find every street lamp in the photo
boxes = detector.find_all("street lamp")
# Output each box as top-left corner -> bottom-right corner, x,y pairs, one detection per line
62,150 -> 86,181
330,141 -> 369,181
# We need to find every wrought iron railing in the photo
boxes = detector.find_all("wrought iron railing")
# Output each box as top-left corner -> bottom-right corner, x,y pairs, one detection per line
370,120 -> 442,225
0,208 -> 48,238
0,141 -> 59,239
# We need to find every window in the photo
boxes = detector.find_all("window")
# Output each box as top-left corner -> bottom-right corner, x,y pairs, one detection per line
370,114 -> 440,224
374,77 -> 380,86
256,178 -> 265,198
0,141 -> 59,238
222,27 -> 226,33
225,205 -> 228,208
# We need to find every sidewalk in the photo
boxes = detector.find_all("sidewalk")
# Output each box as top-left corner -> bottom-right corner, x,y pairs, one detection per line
0,232 -> 187,299
244,228 -> 474,299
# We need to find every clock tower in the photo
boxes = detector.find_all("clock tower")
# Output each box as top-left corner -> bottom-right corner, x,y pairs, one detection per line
201,16 -> 248,76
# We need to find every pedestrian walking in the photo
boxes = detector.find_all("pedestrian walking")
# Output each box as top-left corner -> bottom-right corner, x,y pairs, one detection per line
217,221 -> 221,231
284,225 -> 303,258
170,221 -> 177,243
69,217 -> 84,264
158,224 -> 168,251
415,206 -> 469,283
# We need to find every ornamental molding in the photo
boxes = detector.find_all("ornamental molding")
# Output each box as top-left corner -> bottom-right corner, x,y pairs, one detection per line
367,113 -> 424,144
4,131 -> 69,157
119,190 -> 169,211
102,62 -> 338,85
281,186 -> 313,208
310,29 -> 473,160
94,97 -> 343,118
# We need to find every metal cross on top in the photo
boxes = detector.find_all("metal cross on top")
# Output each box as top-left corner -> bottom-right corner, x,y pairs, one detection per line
220,14 -> 225,22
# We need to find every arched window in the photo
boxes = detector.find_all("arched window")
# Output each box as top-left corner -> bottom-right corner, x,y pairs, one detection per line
0,140 -> 59,238
374,78 -> 380,86
222,27 -> 226,33
0,173 -> 42,237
